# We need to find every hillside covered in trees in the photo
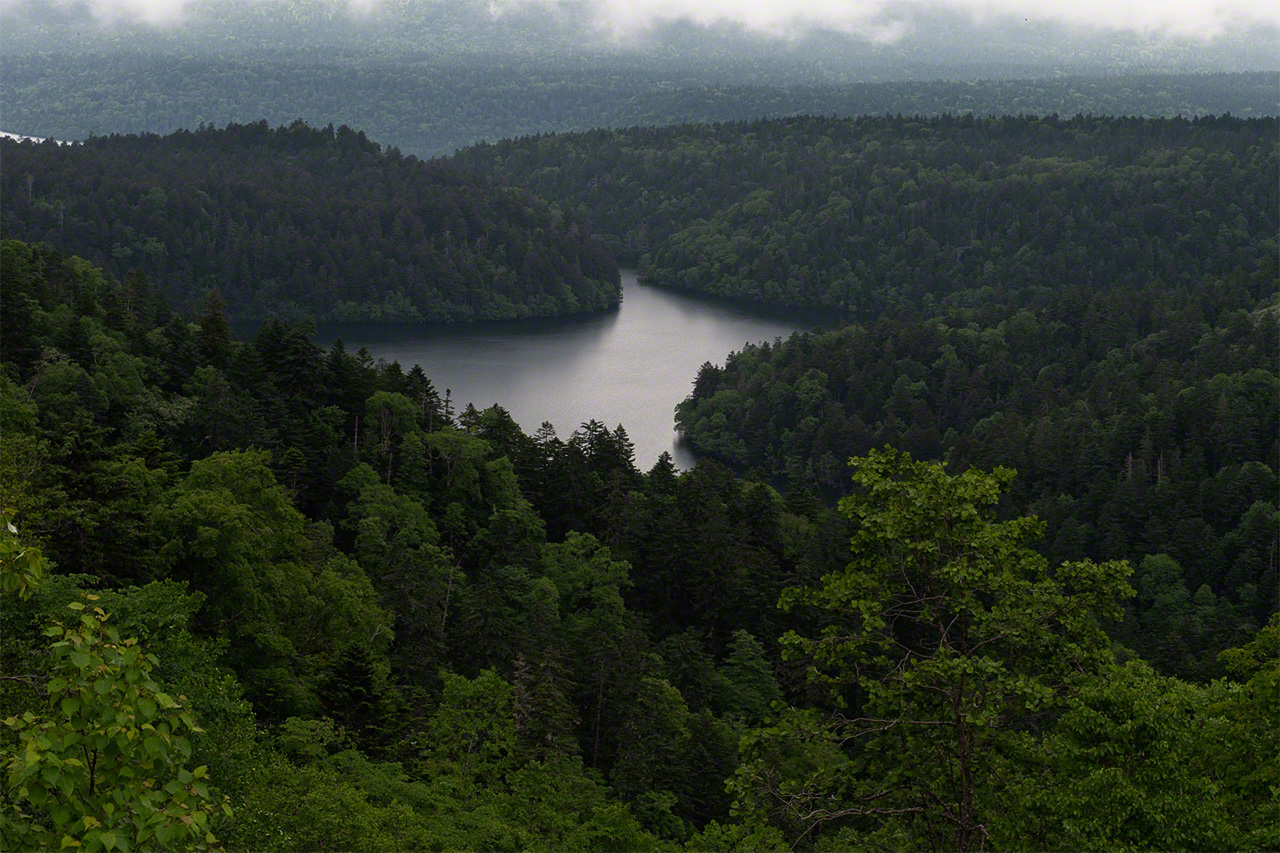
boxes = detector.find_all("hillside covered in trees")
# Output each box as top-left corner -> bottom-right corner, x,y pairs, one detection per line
2,52 -> 1279,848
453,114 -> 1277,314
4,0 -> 1277,159
0,122 -> 620,321
2,49 -> 1273,157
676,260 -> 1278,679
3,235 -> 1277,850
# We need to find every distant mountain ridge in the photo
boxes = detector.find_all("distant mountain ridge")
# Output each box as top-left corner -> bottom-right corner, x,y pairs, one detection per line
2,54 -> 1274,158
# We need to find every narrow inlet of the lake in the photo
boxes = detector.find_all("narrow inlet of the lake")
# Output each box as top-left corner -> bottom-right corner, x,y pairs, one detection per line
318,270 -> 833,469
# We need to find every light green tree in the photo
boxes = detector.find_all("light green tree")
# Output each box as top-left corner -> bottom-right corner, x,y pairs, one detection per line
1207,615 -> 1280,850
733,449 -> 1133,851
154,450 -> 390,719
1003,659 -> 1236,851
999,617 -> 1279,851
2,596 -> 229,851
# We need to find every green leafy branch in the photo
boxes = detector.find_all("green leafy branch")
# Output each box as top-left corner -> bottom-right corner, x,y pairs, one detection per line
2,596 -> 231,852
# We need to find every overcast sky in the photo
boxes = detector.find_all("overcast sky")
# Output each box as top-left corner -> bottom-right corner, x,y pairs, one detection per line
7,0 -> 1279,41
516,0 -> 1280,41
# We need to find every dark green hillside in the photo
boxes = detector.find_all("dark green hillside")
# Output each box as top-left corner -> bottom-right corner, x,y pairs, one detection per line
3,239 -> 1276,850
453,114 -> 1277,313
0,121 -> 619,321
0,238 -> 808,846
676,261 -> 1279,678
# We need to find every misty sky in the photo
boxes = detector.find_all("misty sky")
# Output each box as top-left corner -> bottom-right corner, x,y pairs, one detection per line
7,0 -> 1278,41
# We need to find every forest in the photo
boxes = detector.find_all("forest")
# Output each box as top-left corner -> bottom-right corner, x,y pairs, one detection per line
454,113 -> 1278,314
2,49 -> 1274,157
676,260 -> 1278,680
0,28 -> 1278,842
2,227 -> 1277,850
0,122 -> 619,321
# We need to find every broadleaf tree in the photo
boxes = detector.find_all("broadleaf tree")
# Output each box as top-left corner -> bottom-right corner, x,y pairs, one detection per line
2,596 -> 229,852
733,449 -> 1133,851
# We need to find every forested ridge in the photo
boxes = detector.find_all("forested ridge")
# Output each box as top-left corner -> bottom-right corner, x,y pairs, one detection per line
2,235 -> 1277,849
453,113 -> 1277,313
0,239 -> 840,849
676,261 -> 1279,679
2,72 -> 1279,850
2,49 -> 1274,157
0,122 -> 620,321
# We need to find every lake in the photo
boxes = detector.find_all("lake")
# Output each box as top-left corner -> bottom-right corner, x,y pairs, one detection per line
318,269 -> 832,469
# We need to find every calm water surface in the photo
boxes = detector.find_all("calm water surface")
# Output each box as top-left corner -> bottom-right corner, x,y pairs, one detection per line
319,270 -> 832,468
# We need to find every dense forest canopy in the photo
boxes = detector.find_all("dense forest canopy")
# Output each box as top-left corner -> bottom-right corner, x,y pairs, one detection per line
0,238 -> 834,847
454,113 -> 1278,313
1,32 -> 1277,847
0,122 -> 620,321
2,239 -> 1275,851
676,261 -> 1279,676
2,51 -> 1274,157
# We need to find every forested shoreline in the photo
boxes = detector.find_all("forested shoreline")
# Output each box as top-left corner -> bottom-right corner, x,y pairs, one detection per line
454,113 -> 1277,314
0,122 -> 620,322
2,233 -> 1277,849
1,77 -> 1278,851
677,260 -> 1278,678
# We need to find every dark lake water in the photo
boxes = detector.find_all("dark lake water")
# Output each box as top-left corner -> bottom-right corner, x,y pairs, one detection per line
317,270 -> 833,469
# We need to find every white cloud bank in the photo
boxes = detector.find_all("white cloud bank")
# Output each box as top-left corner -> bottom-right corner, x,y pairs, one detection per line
6,0 -> 1279,39
541,0 -> 1280,40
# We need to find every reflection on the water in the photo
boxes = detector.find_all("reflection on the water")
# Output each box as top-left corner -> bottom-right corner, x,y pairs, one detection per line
312,270 -> 829,469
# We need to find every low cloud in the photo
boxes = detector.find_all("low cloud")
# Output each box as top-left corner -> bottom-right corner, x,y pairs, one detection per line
6,0 -> 1279,40
532,0 -> 1280,41
3,0 -> 191,25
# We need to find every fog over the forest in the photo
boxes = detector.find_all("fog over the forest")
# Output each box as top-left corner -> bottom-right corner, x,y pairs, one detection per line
4,0 -> 1278,42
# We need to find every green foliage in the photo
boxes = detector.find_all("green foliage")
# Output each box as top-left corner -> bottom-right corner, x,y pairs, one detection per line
231,668 -> 663,852
155,450 -> 391,719
226,686 -> 664,851
1,575 -> 259,805
459,114 -> 1276,313
339,464 -> 456,688
0,510 -> 47,601
996,621 -> 1279,851
1208,616 -> 1280,850
222,757 -> 434,852
718,630 -> 781,726
737,449 -> 1132,850
612,677 -> 694,838
685,819 -> 788,852
317,644 -> 400,755
0,123 -> 620,322
2,233 -> 1271,849
1003,660 -> 1236,851
421,669 -> 519,794
0,376 -> 49,527
676,266 -> 1279,676
2,597 -> 228,852
784,448 -> 1132,685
